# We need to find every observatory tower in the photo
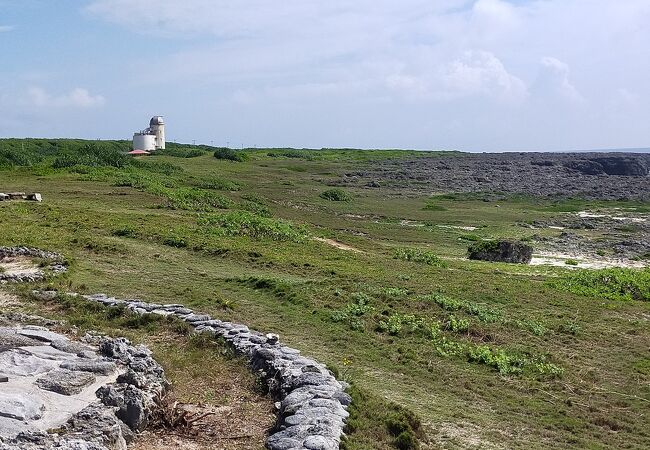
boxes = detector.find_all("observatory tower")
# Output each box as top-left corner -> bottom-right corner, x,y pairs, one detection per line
132,116 -> 165,152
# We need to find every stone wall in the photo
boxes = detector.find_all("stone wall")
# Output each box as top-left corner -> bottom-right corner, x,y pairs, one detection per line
79,293 -> 351,450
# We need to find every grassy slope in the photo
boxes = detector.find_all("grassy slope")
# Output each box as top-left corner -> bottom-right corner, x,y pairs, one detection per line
1,140 -> 649,449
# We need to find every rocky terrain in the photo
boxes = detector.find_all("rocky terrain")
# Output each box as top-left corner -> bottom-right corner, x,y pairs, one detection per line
528,210 -> 649,266
338,152 -> 650,200
0,323 -> 167,450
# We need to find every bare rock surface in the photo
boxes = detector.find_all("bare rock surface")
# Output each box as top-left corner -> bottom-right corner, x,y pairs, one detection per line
35,369 -> 96,395
0,324 -> 167,450
335,152 -> 650,201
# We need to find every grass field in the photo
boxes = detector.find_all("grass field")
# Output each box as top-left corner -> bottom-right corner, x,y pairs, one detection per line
1,139 -> 649,449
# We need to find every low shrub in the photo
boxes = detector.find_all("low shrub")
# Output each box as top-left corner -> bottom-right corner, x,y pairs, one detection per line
192,176 -> 241,191
213,147 -> 247,162
342,383 -> 421,450
320,188 -> 352,202
331,293 -> 374,331
155,147 -> 205,158
550,268 -> 650,301
199,211 -> 309,242
393,248 -> 447,267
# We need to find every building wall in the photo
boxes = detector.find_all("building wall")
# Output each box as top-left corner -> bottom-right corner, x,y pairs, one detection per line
133,133 -> 156,151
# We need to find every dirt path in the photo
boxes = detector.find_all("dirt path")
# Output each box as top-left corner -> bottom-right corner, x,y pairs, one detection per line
314,237 -> 364,253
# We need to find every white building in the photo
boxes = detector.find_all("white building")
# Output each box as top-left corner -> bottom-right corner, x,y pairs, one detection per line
133,116 -> 165,151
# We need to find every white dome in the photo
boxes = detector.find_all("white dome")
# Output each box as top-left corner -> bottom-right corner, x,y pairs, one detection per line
149,116 -> 164,126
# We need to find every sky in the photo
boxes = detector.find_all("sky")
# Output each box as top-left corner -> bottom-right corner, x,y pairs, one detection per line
1,0 -> 649,151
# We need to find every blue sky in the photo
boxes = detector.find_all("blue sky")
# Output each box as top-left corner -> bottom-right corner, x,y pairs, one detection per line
1,0 -> 649,151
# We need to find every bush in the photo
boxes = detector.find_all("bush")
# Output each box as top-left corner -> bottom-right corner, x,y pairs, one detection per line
320,188 -> 352,202
199,211 -> 309,242
393,248 -> 447,267
213,147 -> 246,162
267,149 -> 312,159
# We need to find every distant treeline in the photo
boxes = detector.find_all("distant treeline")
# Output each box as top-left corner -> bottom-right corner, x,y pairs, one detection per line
0,138 -> 210,168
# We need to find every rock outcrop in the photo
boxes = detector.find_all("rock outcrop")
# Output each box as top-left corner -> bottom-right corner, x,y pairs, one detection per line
468,240 -> 534,264
565,156 -> 648,176
0,325 -> 167,450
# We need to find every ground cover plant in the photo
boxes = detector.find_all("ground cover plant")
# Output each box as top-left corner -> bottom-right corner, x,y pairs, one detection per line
1,139 -> 649,449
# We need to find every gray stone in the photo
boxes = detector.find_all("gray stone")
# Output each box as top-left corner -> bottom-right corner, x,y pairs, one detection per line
0,328 -> 41,347
50,339 -> 93,355
36,369 -> 96,395
17,326 -> 68,343
60,360 -> 117,375
0,394 -> 45,421
303,435 -> 338,450
0,349 -> 58,376
183,313 -> 211,323
31,290 -> 57,301
116,385 -> 148,431
266,436 -> 302,450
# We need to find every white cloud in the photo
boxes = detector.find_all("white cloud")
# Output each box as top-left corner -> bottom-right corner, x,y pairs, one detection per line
27,87 -> 106,108
441,51 -> 527,103
61,1 -> 650,149
0,25 -> 14,32
533,57 -> 583,103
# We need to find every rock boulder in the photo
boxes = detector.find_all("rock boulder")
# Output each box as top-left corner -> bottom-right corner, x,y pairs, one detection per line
468,240 -> 533,264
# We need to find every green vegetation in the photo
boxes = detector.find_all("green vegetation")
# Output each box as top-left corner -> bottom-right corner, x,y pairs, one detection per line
1,138 -> 649,449
199,211 -> 308,242
213,147 -> 247,162
393,247 -> 447,267
467,239 -> 500,254
551,268 -> 650,301
320,188 -> 352,202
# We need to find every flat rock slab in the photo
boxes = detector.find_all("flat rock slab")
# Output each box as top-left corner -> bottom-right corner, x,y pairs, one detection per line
36,369 -> 96,395
0,325 -> 122,441
50,339 -> 93,355
0,349 -> 60,376
17,327 -> 68,343
60,360 -> 117,375
0,327 -> 42,347
0,394 -> 45,421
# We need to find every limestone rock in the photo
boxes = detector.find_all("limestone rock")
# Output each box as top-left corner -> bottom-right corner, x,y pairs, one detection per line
36,369 -> 96,395
0,394 -> 45,421
60,360 -> 117,375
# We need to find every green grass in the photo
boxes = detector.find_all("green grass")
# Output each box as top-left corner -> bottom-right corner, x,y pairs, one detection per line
1,139 -> 649,449
551,268 -> 650,301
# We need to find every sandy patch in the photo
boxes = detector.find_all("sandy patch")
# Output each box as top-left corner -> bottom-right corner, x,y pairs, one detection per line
0,290 -> 20,308
430,421 -> 506,450
437,225 -> 478,231
0,256 -> 41,277
577,211 -> 646,223
313,237 -> 363,253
